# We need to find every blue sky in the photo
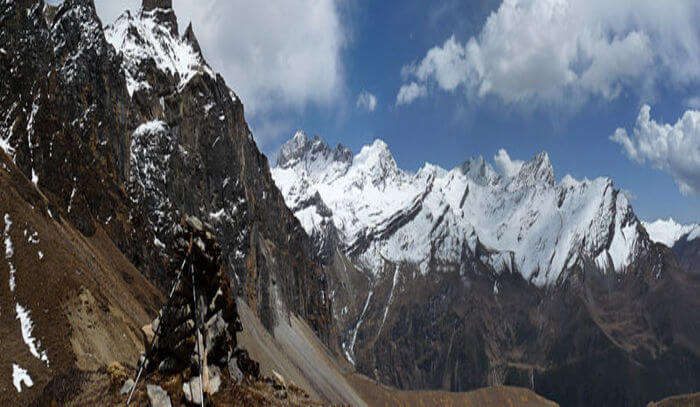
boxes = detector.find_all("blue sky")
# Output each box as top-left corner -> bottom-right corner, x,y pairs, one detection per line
94,0 -> 700,223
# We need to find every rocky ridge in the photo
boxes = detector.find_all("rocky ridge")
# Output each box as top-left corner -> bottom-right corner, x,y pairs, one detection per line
104,1 -> 336,346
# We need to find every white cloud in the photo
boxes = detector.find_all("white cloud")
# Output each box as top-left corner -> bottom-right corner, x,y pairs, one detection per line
611,104 -> 700,195
397,0 -> 700,106
95,0 -> 347,118
356,91 -> 377,112
396,82 -> 427,106
493,149 -> 524,178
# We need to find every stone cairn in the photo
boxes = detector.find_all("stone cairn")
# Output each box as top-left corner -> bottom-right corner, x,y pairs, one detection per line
128,214 -> 258,405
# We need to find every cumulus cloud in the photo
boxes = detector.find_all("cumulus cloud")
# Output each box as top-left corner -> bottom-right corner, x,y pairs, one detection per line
95,0 -> 347,117
396,0 -> 700,106
611,105 -> 700,195
356,91 -> 377,112
493,149 -> 524,178
396,82 -> 427,106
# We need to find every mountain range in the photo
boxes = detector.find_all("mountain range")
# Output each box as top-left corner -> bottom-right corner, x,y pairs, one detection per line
0,0 -> 697,406
272,131 -> 699,406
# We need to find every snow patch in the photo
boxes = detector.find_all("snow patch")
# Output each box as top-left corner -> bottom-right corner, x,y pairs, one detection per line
153,237 -> 166,249
209,208 -> 225,220
15,304 -> 50,366
380,264 -> 399,330
0,134 -> 14,157
344,286 -> 374,365
4,213 -> 16,291
688,228 -> 700,242
12,364 -> 33,393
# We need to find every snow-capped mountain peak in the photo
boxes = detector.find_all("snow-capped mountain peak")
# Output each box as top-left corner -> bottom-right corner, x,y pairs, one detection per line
642,218 -> 700,247
105,3 -> 214,96
272,134 -> 650,285
516,151 -> 555,186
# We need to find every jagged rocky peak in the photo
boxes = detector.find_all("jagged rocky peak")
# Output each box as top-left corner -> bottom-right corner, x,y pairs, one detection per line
277,131 -> 353,169
356,139 -> 396,169
141,0 -> 178,35
642,218 -> 700,247
517,151 -> 555,185
459,156 -> 499,186
105,1 -> 214,97
182,22 -> 203,56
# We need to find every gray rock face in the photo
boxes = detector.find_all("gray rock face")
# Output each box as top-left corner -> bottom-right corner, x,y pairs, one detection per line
228,356 -> 243,384
672,234 -> 700,272
146,384 -> 172,407
182,377 -> 202,405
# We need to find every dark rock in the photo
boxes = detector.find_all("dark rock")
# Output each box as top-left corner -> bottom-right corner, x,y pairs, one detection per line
234,348 -> 260,379
142,0 -> 172,10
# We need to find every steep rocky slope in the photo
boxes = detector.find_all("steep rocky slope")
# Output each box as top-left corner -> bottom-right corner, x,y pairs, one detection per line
103,0 -> 335,346
0,0 -> 338,403
272,133 -> 700,406
0,135 -> 161,405
2,0 -> 334,351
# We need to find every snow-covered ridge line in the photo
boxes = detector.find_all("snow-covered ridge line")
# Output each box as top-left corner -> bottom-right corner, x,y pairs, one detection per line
272,132 -> 650,286
105,8 -> 214,96
642,218 -> 700,247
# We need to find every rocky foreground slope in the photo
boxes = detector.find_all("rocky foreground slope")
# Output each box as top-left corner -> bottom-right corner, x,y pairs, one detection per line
272,132 -> 700,406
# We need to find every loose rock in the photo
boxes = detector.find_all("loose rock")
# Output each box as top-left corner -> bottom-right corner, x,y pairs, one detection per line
146,384 -> 172,407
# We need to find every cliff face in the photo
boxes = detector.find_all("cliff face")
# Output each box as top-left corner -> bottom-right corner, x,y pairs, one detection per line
0,0 -> 139,246
104,1 -> 336,346
1,0 -> 336,368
